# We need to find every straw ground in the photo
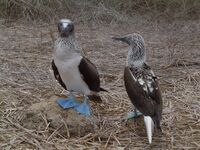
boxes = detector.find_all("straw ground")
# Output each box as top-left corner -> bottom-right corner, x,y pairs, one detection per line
0,1 -> 200,149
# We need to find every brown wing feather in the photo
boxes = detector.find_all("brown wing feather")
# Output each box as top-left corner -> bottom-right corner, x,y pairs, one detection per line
52,60 -> 67,90
124,67 -> 155,116
78,57 -> 100,92
124,66 -> 162,129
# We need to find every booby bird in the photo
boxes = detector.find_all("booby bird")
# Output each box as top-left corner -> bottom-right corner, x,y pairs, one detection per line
52,19 -> 106,116
112,33 -> 162,144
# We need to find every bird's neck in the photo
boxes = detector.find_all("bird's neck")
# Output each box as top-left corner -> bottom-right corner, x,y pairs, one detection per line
54,35 -> 81,60
126,44 -> 146,68
57,34 -> 76,50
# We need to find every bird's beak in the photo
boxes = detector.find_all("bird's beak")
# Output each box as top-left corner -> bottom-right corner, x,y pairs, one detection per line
112,37 -> 127,43
61,26 -> 70,34
59,24 -> 73,37
112,37 -> 125,42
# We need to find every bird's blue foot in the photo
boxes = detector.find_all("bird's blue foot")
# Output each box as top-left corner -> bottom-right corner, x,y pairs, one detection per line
126,111 -> 143,120
74,99 -> 91,116
57,97 -> 80,109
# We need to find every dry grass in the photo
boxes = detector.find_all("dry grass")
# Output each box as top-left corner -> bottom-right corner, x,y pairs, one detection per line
0,0 -> 200,21
0,0 -> 72,21
101,0 -> 200,19
0,1 -> 200,150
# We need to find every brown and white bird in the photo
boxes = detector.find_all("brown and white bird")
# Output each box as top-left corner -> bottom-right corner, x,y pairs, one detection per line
52,19 -> 106,116
113,33 -> 162,144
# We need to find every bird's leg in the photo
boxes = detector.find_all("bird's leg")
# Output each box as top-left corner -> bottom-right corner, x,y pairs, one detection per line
57,91 -> 80,109
74,95 -> 91,116
126,107 -> 143,120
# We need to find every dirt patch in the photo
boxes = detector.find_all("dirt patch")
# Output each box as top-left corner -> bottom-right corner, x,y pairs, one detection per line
22,96 -> 99,137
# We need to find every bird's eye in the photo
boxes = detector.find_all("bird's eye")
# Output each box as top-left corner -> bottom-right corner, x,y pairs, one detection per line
69,24 -> 74,32
58,23 -> 62,28
58,23 -> 63,32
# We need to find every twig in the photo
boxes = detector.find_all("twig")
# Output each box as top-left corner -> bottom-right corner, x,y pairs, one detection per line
104,132 -> 112,149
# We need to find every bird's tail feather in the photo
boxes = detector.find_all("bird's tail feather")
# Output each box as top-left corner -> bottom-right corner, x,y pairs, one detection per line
88,94 -> 102,103
144,116 -> 154,144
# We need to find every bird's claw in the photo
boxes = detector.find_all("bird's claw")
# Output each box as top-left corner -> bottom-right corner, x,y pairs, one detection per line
74,102 -> 91,116
57,96 -> 91,116
57,97 -> 80,109
126,111 -> 143,120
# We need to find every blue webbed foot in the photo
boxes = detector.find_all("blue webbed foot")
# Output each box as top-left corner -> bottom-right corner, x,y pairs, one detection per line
57,97 -> 79,109
126,111 -> 143,120
74,98 -> 91,116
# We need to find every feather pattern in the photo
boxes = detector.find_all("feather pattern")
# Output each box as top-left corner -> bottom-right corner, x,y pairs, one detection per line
52,60 -> 67,90
124,63 -> 162,129
52,19 -> 106,103
114,33 -> 162,144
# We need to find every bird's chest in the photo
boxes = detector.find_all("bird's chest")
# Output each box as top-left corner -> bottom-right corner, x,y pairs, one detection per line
57,57 -> 81,74
53,45 -> 81,76
53,39 -> 90,94
54,54 -> 79,77
54,56 -> 90,94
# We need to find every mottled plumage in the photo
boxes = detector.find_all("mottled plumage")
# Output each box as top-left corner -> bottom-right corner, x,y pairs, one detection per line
124,63 -> 162,129
113,33 -> 162,144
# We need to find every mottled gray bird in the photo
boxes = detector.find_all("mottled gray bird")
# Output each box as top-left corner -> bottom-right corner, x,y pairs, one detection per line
113,33 -> 162,144
52,19 -> 106,116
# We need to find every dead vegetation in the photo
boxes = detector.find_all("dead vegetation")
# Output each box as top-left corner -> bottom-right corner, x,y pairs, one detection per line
0,1 -> 200,149
1,0 -> 200,21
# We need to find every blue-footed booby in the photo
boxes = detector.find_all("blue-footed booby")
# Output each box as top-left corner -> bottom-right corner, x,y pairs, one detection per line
52,19 -> 106,116
113,33 -> 162,144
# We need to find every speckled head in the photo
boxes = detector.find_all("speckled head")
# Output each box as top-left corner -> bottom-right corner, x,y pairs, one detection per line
58,19 -> 74,37
112,33 -> 145,46
113,33 -> 146,68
